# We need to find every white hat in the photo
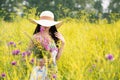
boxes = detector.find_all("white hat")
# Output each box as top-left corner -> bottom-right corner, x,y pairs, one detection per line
29,11 -> 63,28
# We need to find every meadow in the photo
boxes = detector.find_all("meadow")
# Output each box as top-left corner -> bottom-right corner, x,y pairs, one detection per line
0,17 -> 120,80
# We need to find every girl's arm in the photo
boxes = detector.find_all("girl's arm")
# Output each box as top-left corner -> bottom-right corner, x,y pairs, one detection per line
56,42 -> 65,60
55,32 -> 65,60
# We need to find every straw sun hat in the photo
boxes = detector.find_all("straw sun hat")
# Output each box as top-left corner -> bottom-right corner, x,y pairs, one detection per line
29,11 -> 63,28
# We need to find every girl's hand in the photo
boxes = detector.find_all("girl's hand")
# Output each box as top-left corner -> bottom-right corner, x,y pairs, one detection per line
55,32 -> 65,45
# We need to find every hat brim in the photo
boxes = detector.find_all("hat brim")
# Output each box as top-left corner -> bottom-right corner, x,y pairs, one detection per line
29,19 -> 63,28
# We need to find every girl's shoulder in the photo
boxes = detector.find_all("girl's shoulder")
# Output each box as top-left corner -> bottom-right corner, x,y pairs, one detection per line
32,34 -> 43,44
33,33 -> 42,39
33,33 -> 40,38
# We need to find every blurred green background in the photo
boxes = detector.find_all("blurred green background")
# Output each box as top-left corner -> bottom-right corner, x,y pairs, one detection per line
0,0 -> 120,23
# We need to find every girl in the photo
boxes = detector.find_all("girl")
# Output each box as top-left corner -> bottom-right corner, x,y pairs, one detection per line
29,11 -> 65,80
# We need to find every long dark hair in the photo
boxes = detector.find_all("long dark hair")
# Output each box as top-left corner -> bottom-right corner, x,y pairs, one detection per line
33,24 -> 59,47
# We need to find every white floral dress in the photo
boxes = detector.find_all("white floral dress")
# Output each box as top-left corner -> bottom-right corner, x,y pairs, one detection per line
30,37 -> 58,80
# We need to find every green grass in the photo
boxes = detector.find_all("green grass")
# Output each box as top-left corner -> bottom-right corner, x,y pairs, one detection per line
0,18 -> 120,80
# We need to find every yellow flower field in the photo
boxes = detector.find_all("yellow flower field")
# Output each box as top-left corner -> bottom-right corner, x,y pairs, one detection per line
0,18 -> 120,80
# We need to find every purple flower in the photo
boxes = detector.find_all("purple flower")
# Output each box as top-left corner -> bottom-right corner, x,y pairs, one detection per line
12,50 -> 20,55
22,51 -> 31,57
105,54 -> 114,61
44,44 -> 50,51
30,58 -> 34,64
1,73 -> 6,78
8,41 -> 16,47
52,74 -> 57,79
41,38 -> 50,51
40,27 -> 45,32
9,41 -> 14,45
26,51 -> 31,56
11,61 -> 17,65
22,52 -> 26,57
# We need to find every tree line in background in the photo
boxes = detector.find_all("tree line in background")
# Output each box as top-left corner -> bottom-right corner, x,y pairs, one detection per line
0,0 -> 120,23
